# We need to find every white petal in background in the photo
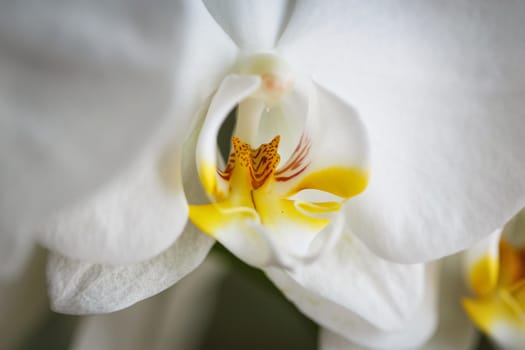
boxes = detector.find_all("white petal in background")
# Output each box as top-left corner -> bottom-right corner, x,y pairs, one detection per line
319,255 -> 477,350
266,232 -> 430,349
70,254 -> 227,350
47,225 -> 214,315
203,0 -> 296,51
279,0 -> 525,263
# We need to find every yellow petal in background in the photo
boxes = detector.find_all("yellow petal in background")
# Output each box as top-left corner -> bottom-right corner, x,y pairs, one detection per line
468,254 -> 499,297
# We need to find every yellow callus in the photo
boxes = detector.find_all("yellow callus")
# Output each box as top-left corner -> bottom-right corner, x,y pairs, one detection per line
190,135 -> 367,238
287,167 -> 368,199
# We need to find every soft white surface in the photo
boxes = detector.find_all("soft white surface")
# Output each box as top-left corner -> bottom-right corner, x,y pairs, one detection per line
47,225 -> 214,314
71,254 -> 227,350
195,74 -> 261,199
319,255 -> 477,350
278,0 -> 525,263
38,149 -> 190,264
0,0 -> 237,275
0,0 -> 177,238
319,262 -> 435,349
204,0 -> 295,51
267,232 -> 428,349
273,81 -> 369,195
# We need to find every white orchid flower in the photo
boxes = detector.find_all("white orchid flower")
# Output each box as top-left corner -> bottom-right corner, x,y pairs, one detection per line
320,255 -> 478,350
463,207 -> 525,349
2,1 -> 525,349
323,207 -> 525,350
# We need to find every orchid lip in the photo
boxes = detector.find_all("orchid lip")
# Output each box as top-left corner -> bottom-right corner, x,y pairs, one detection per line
190,131 -> 363,268
187,52 -> 369,268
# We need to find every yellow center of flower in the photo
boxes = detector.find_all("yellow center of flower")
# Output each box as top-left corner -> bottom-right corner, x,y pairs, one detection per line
189,135 -> 367,239
463,238 -> 525,335
225,135 -> 281,191
187,52 -> 370,266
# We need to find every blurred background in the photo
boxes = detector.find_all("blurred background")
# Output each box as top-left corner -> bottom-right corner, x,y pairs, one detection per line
1,244 -> 494,350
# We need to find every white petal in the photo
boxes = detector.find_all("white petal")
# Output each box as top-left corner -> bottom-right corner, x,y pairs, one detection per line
0,249 -> 50,350
203,0 -> 295,50
319,255 -> 477,350
279,1 -> 525,262
38,143 -> 190,264
195,74 -> 261,200
273,81 -> 369,200
47,225 -> 214,314
266,232 -> 430,349
71,254 -> 227,350
0,0 -> 237,240
0,1 -> 172,229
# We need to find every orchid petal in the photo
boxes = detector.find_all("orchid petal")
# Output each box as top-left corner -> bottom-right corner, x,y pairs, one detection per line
319,256 -> 476,350
203,0 -> 295,51
321,262 -> 437,350
47,225 -> 213,314
266,232 -> 429,349
0,0 -> 175,230
0,0 -> 237,261
71,255 -> 227,350
279,1 -> 525,263
273,81 -> 369,200
195,74 -> 261,201
38,144 -> 189,264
